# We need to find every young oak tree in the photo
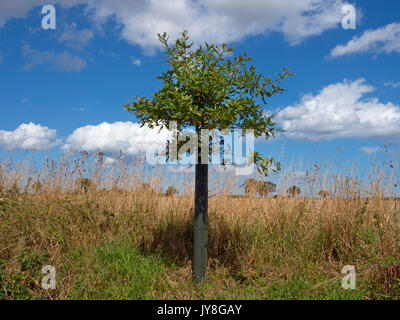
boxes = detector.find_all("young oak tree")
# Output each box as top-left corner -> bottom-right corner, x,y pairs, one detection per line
124,31 -> 293,283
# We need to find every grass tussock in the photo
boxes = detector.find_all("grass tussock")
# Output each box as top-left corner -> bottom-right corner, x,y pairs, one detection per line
0,152 -> 399,299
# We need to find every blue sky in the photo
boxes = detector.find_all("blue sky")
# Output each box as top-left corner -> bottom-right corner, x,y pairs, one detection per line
0,0 -> 399,184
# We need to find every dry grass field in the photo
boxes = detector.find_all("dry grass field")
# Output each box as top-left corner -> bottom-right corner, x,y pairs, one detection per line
0,153 -> 399,299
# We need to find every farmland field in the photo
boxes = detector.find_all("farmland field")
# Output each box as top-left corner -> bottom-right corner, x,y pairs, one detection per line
1,154 -> 399,300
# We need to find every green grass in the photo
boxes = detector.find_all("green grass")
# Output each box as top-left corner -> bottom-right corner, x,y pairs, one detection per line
0,232 -> 374,300
69,240 -> 171,299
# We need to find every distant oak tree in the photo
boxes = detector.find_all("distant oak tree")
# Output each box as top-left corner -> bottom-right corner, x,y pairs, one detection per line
318,190 -> 331,198
165,186 -> 179,197
287,185 -> 301,197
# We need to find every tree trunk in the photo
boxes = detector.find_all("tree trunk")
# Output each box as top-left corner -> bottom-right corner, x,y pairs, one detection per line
193,161 -> 208,284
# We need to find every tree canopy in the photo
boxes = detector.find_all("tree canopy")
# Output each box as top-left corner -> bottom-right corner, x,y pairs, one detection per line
124,30 -> 293,174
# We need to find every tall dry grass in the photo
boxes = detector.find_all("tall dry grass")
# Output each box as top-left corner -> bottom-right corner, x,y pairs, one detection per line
0,152 -> 399,299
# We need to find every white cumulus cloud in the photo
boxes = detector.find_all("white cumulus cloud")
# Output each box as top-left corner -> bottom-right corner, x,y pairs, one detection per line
22,44 -> 86,72
131,57 -> 142,66
0,122 -> 60,150
330,23 -> 400,58
53,52 -> 86,72
1,0 -> 348,54
88,0 -> 348,53
62,121 -> 171,157
384,81 -> 400,89
358,147 -> 382,155
277,78 -> 400,144
59,25 -> 94,50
